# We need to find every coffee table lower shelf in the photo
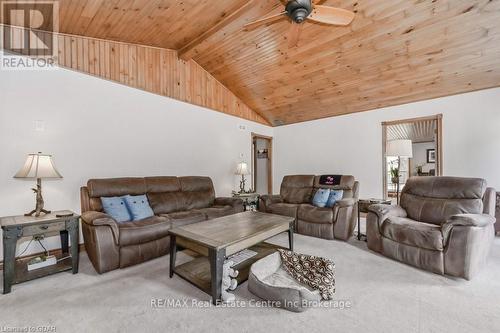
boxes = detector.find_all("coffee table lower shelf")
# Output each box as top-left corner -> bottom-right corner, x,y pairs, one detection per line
173,242 -> 283,296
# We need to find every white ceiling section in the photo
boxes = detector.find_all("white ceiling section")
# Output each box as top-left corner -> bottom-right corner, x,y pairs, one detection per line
387,120 -> 436,143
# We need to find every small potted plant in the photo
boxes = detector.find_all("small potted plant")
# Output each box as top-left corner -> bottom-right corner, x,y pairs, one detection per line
390,161 -> 399,184
416,164 -> 423,176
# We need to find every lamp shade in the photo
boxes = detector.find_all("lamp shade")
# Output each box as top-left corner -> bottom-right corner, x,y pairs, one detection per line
386,139 -> 413,158
235,162 -> 250,175
14,153 -> 63,179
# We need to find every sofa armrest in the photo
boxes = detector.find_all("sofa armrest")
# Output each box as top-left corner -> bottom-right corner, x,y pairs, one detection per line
334,198 -> 356,208
442,214 -> 496,243
259,195 -> 283,212
367,204 -> 407,222
215,197 -> 244,212
332,198 -> 358,240
81,211 -> 119,245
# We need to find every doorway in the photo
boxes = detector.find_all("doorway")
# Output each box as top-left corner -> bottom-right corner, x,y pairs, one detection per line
382,114 -> 443,201
251,133 -> 273,195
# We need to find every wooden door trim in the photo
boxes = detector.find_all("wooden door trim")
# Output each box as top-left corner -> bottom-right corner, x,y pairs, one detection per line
251,133 -> 273,195
382,114 -> 443,200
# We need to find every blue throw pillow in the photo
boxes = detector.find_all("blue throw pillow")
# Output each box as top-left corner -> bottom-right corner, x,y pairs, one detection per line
101,196 -> 131,223
123,195 -> 154,221
312,189 -> 331,208
326,190 -> 344,208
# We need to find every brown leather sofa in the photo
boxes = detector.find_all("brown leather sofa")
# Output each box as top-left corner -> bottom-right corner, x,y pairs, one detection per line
259,175 -> 359,240
367,176 -> 496,280
80,176 -> 244,274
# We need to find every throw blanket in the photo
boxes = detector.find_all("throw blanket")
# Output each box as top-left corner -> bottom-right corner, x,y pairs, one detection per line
319,175 -> 342,186
278,249 -> 335,300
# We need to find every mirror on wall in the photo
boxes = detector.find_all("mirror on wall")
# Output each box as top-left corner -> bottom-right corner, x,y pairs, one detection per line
382,114 -> 443,202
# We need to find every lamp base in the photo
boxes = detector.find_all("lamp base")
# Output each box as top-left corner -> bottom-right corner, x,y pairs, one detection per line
239,175 -> 246,194
24,209 -> 51,217
25,178 -> 50,217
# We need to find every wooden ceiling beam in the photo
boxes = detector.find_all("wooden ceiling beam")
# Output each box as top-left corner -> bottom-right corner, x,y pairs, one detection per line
178,0 -> 256,60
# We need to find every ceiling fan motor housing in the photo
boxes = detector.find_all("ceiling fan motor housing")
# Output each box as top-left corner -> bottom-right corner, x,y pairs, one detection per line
286,0 -> 313,23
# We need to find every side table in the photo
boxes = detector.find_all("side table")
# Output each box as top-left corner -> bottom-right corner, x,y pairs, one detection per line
232,192 -> 260,211
1,210 -> 80,294
357,199 -> 391,241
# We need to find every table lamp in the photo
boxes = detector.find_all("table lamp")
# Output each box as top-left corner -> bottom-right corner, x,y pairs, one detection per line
386,140 -> 413,204
14,152 -> 63,217
235,162 -> 250,193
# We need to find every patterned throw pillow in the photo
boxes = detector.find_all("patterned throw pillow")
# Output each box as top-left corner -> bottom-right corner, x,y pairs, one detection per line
101,196 -> 131,223
312,188 -> 331,208
326,190 -> 344,208
123,194 -> 154,221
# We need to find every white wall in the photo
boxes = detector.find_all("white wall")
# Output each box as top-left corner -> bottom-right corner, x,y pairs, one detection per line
274,87 -> 500,198
411,142 -> 436,176
0,63 -> 272,257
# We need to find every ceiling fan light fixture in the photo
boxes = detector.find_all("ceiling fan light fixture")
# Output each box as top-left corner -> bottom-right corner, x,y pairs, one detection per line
286,0 -> 313,23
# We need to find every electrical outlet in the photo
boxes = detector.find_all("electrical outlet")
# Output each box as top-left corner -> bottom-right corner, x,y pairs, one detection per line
35,120 -> 45,132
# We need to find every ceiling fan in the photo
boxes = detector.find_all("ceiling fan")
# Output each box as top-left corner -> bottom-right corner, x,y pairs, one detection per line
243,0 -> 355,47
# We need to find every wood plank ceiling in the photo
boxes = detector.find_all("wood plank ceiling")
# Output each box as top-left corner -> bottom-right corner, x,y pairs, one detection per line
3,0 -> 500,126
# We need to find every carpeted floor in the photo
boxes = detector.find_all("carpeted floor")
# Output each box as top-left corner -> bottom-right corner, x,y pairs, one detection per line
1,229 -> 500,333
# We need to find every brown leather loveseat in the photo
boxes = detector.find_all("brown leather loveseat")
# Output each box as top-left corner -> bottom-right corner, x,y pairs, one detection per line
259,175 -> 359,240
80,176 -> 243,274
367,176 -> 496,280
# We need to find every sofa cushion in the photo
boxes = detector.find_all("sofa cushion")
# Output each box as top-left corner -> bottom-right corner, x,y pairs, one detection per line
145,176 -> 181,193
163,210 -> 206,227
280,175 -> 315,204
381,216 -> 444,251
101,196 -> 131,223
298,204 -> 334,224
179,177 -> 216,209
148,192 -> 185,214
314,175 -> 355,199
400,177 -> 486,225
195,205 -> 234,219
123,195 -> 154,221
88,178 -> 146,198
268,203 -> 299,219
118,216 -> 171,246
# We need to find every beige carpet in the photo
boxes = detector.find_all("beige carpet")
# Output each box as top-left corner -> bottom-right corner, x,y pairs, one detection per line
1,231 -> 500,333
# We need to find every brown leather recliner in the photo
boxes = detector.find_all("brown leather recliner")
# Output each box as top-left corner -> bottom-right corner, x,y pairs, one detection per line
259,175 -> 359,240
367,176 -> 496,280
80,176 -> 244,274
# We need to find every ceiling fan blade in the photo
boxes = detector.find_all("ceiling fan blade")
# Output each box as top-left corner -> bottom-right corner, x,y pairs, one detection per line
312,0 -> 328,4
308,5 -> 355,26
287,22 -> 303,48
243,11 -> 287,31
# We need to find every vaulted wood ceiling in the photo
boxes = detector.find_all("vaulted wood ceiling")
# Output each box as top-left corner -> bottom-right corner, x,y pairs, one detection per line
3,0 -> 500,126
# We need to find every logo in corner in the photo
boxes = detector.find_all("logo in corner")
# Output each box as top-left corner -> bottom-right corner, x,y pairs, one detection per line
1,0 -> 59,70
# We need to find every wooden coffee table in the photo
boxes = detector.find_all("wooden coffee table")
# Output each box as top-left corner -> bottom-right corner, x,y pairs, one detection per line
169,211 -> 294,304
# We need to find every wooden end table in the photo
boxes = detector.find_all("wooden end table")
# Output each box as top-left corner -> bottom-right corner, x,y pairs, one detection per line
1,210 -> 80,294
357,199 -> 391,241
169,211 -> 294,305
232,192 -> 260,211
